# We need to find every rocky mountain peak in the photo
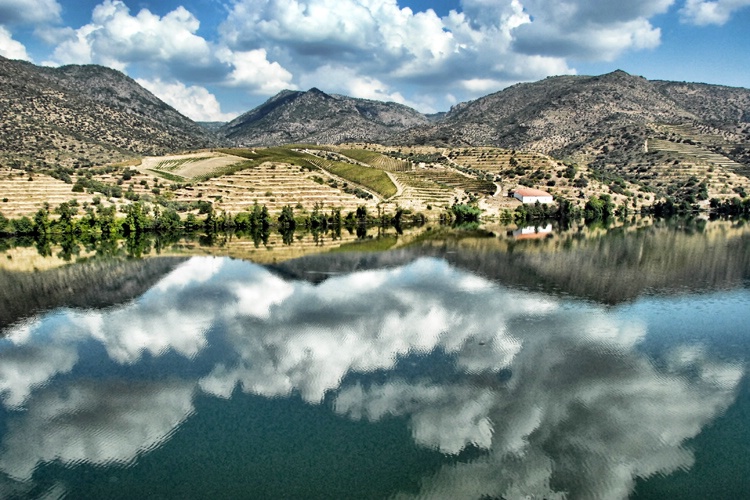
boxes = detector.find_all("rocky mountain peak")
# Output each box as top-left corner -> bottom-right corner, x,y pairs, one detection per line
220,87 -> 429,146
0,56 -> 215,169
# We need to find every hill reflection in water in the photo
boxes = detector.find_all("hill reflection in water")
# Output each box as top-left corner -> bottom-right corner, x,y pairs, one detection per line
0,220 -> 748,498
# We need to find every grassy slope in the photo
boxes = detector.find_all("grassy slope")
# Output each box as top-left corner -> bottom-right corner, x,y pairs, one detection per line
220,147 -> 397,199
314,159 -> 397,198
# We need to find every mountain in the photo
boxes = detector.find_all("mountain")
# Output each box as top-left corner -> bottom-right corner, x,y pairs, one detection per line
220,87 -> 429,146
0,56 -> 216,169
400,70 -> 750,158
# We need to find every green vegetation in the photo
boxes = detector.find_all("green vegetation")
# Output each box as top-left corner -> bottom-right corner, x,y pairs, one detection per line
710,197 -> 750,215
584,194 -> 616,221
147,169 -> 187,182
450,204 -> 481,223
72,177 -> 123,198
339,149 -> 384,164
306,157 -> 397,198
512,201 -> 563,222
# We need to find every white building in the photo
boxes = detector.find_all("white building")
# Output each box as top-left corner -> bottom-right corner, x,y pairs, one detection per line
513,188 -> 554,204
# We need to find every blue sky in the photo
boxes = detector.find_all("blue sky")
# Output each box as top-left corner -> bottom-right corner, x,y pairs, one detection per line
1,0 -> 749,121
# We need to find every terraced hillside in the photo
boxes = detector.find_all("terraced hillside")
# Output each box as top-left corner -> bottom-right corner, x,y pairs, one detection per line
6,139 -> 745,225
581,120 -> 750,204
389,170 -> 456,210
652,124 -> 750,177
446,148 -> 558,175
0,167 -> 107,218
334,144 -> 498,211
337,148 -> 412,172
647,139 -> 744,170
139,151 -> 248,180
301,152 -> 397,199
169,161 -> 380,215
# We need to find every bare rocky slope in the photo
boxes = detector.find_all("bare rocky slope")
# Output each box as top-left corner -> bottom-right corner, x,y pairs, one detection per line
221,87 -> 429,146
0,56 -> 216,169
399,70 -> 750,157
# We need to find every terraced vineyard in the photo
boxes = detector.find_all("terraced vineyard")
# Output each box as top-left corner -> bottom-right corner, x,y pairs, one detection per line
330,146 -> 498,210
0,168 -> 103,217
169,162 -> 379,215
647,138 -> 750,174
414,164 -> 496,195
338,149 -> 413,172
447,148 -> 558,174
656,124 -> 741,148
153,157 -> 208,172
303,155 -> 397,199
389,171 -> 456,210
644,137 -> 750,199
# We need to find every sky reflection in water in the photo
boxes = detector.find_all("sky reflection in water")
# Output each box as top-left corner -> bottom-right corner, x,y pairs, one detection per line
0,255 -> 746,498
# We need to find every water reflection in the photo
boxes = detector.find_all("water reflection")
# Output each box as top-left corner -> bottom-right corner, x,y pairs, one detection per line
0,255 -> 745,498
511,223 -> 553,239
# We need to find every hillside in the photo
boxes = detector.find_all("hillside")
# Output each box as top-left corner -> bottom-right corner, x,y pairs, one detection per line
402,71 -> 691,151
0,56 -> 216,170
220,88 -> 429,146
396,70 -> 750,207
1,61 -> 749,219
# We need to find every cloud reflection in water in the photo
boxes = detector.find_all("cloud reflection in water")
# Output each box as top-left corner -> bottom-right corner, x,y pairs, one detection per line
0,256 -> 742,498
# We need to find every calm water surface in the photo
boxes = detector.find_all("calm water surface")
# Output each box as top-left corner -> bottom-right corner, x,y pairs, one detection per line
0,220 -> 749,498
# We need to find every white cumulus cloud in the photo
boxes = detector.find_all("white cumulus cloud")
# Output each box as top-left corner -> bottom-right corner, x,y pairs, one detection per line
0,0 -> 61,25
298,64 -> 432,111
137,78 -> 237,122
680,0 -> 750,25
49,0 -> 215,76
0,26 -> 31,61
217,0 -> 577,108
511,0 -> 673,60
218,47 -> 296,94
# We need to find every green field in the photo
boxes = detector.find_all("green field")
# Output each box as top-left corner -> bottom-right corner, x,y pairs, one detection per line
306,157 -> 397,198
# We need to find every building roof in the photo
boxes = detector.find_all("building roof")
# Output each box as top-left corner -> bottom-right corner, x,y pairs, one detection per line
514,188 -> 553,197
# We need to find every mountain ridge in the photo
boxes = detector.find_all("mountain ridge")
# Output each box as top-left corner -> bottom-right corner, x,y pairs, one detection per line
220,87 -> 430,146
0,55 -> 216,169
1,58 -> 749,184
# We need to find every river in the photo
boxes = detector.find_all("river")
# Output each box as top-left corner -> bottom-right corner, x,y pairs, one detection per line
0,217 -> 748,498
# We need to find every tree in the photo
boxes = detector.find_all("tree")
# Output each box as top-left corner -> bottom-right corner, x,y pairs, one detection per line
97,205 -> 118,236
55,201 -> 79,233
356,205 -> 368,224
154,207 -> 181,232
33,208 -> 51,235
123,202 -> 148,234
584,195 -> 615,221
451,203 -> 481,223
0,212 -> 10,235
278,205 -> 296,230
12,216 -> 34,235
